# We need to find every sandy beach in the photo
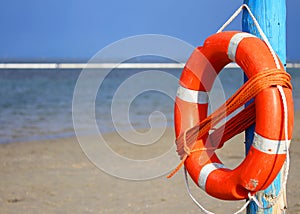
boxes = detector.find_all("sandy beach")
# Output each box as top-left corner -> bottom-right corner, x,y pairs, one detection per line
0,111 -> 299,214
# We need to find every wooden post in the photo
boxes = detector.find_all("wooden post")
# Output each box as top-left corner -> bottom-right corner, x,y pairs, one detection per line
242,0 -> 287,213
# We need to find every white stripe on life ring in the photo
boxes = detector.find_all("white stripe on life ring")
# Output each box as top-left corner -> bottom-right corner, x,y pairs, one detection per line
228,33 -> 256,62
176,85 -> 209,104
198,163 -> 227,191
252,132 -> 290,154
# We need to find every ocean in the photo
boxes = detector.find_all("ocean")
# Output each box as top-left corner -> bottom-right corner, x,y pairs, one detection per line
0,67 -> 299,144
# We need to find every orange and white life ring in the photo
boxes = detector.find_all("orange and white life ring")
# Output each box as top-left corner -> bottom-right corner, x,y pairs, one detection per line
174,31 -> 294,200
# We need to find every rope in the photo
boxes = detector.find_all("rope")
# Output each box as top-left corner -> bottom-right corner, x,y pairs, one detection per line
172,3 -> 292,214
217,4 -> 281,69
183,168 -> 266,214
183,167 -> 215,214
173,70 -> 291,160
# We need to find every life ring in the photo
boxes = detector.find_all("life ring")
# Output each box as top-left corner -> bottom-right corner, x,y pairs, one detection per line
174,31 -> 294,200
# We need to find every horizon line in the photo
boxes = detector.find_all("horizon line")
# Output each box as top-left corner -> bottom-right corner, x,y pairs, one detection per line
0,62 -> 298,69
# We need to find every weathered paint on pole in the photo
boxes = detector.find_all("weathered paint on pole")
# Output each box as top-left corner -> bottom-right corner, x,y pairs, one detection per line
242,0 -> 287,213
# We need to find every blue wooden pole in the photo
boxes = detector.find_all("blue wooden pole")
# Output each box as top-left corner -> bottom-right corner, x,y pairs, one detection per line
242,0 -> 287,213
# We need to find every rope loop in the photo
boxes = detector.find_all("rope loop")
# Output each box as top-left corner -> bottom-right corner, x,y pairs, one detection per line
183,130 -> 191,156
173,69 -> 290,162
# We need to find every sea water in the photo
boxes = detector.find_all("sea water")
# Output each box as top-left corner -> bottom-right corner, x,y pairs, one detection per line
0,68 -> 299,144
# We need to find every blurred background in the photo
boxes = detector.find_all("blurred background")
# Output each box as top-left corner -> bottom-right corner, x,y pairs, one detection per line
0,0 -> 299,61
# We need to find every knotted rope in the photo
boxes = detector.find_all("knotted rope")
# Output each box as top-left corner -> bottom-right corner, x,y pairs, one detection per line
167,69 -> 291,179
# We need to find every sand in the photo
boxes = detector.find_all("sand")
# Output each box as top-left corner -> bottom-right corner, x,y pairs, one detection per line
0,111 -> 299,213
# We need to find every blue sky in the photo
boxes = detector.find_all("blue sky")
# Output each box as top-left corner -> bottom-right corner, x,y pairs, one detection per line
0,0 -> 299,61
